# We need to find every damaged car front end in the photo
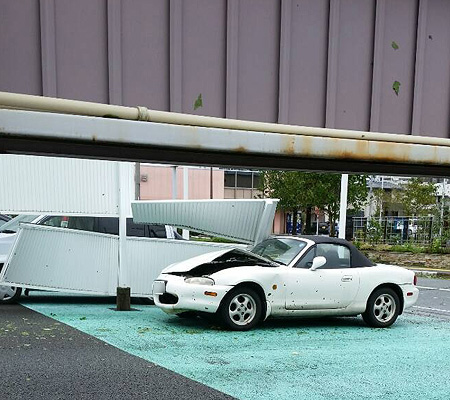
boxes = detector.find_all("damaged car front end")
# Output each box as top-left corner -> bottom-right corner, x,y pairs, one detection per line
153,237 -> 309,330
153,248 -> 279,318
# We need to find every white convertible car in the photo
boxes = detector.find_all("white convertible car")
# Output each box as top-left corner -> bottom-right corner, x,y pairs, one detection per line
153,236 -> 419,330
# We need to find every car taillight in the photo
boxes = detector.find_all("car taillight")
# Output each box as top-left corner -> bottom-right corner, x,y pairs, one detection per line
413,274 -> 417,285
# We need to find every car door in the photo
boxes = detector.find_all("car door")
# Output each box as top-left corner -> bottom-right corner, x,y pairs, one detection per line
285,243 -> 360,310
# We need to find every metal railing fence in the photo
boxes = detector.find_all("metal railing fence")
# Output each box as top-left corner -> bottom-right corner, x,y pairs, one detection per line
353,216 -> 434,245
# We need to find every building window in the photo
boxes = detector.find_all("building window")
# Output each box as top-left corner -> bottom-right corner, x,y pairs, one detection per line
224,172 -> 236,188
224,170 -> 262,199
253,174 -> 260,189
237,172 -> 252,188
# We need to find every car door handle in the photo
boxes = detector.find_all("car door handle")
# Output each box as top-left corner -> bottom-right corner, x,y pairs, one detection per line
342,275 -> 353,282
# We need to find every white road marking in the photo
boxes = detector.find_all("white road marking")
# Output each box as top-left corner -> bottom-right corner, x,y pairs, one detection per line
417,286 -> 450,292
413,306 -> 450,314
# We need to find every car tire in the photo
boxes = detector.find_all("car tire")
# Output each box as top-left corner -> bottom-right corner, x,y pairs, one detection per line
219,286 -> 263,331
0,285 -> 22,304
362,287 -> 400,328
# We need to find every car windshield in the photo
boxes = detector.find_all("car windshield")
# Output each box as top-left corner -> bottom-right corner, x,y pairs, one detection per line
0,214 -> 39,233
251,238 -> 307,266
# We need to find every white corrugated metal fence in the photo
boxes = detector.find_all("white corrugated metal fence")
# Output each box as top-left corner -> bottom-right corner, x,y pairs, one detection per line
132,199 -> 278,244
0,224 -> 236,296
0,154 -> 134,216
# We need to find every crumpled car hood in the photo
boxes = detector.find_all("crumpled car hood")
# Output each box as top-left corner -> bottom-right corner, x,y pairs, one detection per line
162,247 -> 276,276
162,248 -> 235,273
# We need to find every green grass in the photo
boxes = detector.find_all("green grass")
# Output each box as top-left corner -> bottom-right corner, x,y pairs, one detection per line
353,241 -> 450,254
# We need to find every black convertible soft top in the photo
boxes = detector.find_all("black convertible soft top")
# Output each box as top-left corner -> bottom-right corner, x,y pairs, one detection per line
296,235 -> 375,268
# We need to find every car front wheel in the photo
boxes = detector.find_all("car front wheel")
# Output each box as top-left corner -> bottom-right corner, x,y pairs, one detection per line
362,287 -> 400,328
0,285 -> 22,304
219,287 -> 263,331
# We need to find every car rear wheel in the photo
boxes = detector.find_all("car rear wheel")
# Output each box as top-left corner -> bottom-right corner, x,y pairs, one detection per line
219,287 -> 262,331
0,285 -> 22,304
362,287 -> 400,328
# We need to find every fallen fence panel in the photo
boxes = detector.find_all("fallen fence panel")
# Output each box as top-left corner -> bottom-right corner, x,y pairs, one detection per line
132,199 -> 278,245
1,224 -> 118,294
0,224 -> 237,296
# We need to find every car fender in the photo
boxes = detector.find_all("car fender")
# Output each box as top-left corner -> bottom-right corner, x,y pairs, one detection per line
357,264 -> 415,309
211,265 -> 287,317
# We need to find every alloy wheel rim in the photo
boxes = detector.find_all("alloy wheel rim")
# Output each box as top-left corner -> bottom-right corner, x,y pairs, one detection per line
228,293 -> 257,326
0,285 -> 18,301
373,293 -> 396,323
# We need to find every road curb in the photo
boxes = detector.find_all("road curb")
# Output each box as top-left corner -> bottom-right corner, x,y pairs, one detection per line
407,267 -> 450,278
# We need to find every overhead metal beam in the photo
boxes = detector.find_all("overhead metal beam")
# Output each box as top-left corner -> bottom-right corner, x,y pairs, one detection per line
1,108 -> 450,176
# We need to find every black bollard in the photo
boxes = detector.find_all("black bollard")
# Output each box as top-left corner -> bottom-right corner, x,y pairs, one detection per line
116,287 -> 131,311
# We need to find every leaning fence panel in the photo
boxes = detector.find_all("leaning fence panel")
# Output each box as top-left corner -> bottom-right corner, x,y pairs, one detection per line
1,224 -> 118,294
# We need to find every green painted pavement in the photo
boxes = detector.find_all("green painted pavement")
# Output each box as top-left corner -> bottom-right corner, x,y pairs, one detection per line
21,296 -> 450,400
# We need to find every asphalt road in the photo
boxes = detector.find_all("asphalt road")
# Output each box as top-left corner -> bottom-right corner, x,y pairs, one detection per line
409,276 -> 450,318
0,302 -> 233,400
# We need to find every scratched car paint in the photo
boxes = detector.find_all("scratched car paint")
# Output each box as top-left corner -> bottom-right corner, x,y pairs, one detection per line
153,236 -> 419,330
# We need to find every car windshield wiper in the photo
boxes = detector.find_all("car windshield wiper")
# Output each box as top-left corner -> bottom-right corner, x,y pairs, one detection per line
0,230 -> 16,234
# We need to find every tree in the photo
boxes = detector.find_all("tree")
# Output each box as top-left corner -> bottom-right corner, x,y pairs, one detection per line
260,171 -> 368,236
260,171 -> 314,234
311,174 -> 367,236
397,178 -> 437,216
371,187 -> 398,217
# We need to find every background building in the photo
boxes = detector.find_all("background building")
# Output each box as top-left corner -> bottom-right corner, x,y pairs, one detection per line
139,165 -> 224,200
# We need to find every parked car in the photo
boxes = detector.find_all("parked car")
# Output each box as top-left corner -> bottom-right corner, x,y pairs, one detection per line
0,214 -> 11,228
152,235 -> 418,330
0,214 -> 182,303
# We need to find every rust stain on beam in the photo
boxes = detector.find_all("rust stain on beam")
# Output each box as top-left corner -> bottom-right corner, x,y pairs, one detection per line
1,108 -> 450,175
222,134 -> 447,167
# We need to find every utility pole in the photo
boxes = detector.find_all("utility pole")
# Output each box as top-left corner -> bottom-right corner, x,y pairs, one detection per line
338,174 -> 348,239
440,178 -> 447,236
134,162 -> 140,200
210,167 -> 213,199
182,167 -> 189,239
117,162 -> 131,311
368,176 -> 374,217
379,176 -> 384,223
172,166 -> 178,199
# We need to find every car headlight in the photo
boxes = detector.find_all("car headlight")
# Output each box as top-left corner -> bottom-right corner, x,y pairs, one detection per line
184,277 -> 215,285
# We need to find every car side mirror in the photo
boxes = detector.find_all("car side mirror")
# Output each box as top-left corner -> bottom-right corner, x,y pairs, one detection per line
310,256 -> 326,271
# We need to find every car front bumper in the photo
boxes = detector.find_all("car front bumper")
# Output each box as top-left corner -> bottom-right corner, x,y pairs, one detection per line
153,274 -> 233,315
